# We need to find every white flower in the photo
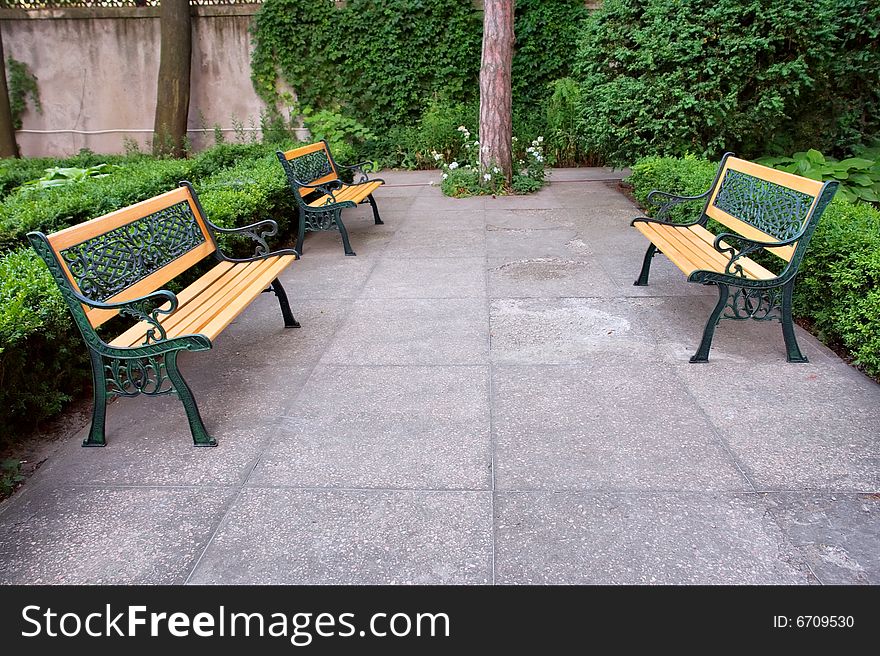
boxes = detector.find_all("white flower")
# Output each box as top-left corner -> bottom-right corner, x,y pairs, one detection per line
536,155 -> 544,162
511,136 -> 518,142
433,152 -> 443,161
537,136 -> 544,143
492,167 -> 500,173
483,173 -> 491,181
449,162 -> 459,170
473,140 -> 479,146
526,147 -> 534,153
457,126 -> 467,132
442,173 -> 448,180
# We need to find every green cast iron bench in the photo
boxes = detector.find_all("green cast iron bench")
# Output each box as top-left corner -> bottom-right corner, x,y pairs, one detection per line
632,153 -> 838,362
28,182 -> 299,447
276,140 -> 384,256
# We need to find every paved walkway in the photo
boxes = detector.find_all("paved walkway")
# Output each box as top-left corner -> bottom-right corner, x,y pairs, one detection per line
1,169 -> 878,584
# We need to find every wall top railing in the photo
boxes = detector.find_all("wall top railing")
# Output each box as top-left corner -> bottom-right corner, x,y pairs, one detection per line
0,0 -> 260,8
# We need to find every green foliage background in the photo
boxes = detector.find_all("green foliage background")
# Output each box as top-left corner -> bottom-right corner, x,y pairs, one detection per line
250,0 -> 587,163
574,0 -> 880,166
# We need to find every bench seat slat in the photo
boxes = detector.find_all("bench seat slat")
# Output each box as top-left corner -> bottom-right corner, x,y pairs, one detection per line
307,180 -> 383,208
109,255 -> 296,347
634,221 -> 776,281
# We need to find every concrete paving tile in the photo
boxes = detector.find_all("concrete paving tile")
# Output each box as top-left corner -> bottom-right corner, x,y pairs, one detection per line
401,209 -> 485,231
188,489 -> 492,584
251,365 -> 490,489
384,228 -> 486,259
675,363 -> 880,490
494,492 -> 811,584
277,254 -> 377,299
487,256 -> 618,298
38,414 -> 279,487
298,223 -> 394,258
486,208 -> 576,231
490,297 -> 662,363
0,485 -> 234,584
764,493 -> 880,584
321,298 -> 488,365
483,188 -> 564,210
493,363 -> 750,491
410,191 -> 485,212
486,228 -> 583,259
362,257 -> 487,298
204,298 -> 349,366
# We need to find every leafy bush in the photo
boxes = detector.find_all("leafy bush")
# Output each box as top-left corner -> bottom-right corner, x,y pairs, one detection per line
21,163 -> 120,191
0,158 -> 195,251
0,248 -> 89,433
628,154 -> 880,378
758,147 -> 880,204
574,0 -> 880,166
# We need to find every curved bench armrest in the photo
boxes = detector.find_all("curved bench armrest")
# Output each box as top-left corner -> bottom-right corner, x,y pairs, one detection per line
711,230 -> 803,278
72,287 -> 179,346
204,217 -> 298,261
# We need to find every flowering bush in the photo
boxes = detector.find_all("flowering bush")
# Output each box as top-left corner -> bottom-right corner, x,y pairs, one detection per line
433,127 -> 547,197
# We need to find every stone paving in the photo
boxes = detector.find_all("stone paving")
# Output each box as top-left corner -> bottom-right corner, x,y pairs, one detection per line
1,168 -> 878,585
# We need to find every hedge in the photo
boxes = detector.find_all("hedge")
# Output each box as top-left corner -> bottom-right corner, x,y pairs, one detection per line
0,144 -> 301,441
627,155 -> 880,377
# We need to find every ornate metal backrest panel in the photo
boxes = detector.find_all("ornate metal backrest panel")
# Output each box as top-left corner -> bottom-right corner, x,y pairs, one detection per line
712,169 -> 814,241
286,148 -> 335,185
58,201 -> 207,302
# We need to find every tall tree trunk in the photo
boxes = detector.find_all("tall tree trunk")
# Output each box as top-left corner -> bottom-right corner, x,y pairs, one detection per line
153,0 -> 192,157
479,0 -> 515,182
0,29 -> 19,158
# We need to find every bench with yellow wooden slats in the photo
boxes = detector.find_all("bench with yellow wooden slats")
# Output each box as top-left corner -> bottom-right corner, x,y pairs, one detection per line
276,140 -> 385,256
27,182 -> 300,448
631,153 -> 838,363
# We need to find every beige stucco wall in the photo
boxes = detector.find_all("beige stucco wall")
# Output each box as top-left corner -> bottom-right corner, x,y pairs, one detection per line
0,6 -> 270,157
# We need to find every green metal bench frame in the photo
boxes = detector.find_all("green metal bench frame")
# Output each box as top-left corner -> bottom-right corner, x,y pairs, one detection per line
27,182 -> 299,447
632,153 -> 838,362
276,140 -> 384,256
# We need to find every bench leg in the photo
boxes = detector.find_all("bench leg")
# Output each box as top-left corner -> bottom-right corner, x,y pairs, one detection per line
295,206 -> 307,256
367,193 -> 383,225
336,214 -> 356,256
83,349 -> 108,447
270,278 -> 300,328
165,350 -> 217,447
781,280 -> 808,363
634,243 -> 657,286
690,283 -> 729,363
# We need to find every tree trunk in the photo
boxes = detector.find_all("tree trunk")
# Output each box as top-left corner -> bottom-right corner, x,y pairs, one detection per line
0,29 -> 19,158
479,0 -> 515,182
153,0 -> 192,157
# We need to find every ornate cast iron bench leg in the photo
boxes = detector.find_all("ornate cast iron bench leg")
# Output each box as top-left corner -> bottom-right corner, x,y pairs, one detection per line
634,243 -> 658,286
268,278 -> 300,328
690,283 -> 730,363
781,279 -> 807,363
164,350 -> 216,446
336,213 -> 356,256
367,193 -> 383,225
83,349 -> 110,447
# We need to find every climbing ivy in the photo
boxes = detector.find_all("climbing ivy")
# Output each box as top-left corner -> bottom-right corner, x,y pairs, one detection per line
6,58 -> 42,130
250,0 -> 586,137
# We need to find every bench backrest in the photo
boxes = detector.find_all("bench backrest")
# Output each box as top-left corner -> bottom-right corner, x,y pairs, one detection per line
277,141 -> 339,198
28,183 -> 217,329
705,155 -> 833,262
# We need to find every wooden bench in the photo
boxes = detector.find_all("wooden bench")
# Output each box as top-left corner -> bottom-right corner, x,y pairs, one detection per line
632,153 -> 838,362
276,140 -> 384,256
27,182 -> 299,447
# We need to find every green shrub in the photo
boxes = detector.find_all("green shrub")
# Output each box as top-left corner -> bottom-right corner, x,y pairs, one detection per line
626,155 -> 718,223
574,0 -> 880,166
628,154 -> 880,378
795,200 -> 880,375
0,158 -> 195,251
758,148 -> 880,204
0,248 -> 89,434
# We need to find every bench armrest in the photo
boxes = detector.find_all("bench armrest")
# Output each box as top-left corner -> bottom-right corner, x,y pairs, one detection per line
337,160 -> 375,183
205,217 -> 300,261
712,231 -> 802,277
638,189 -> 711,225
71,287 -> 179,345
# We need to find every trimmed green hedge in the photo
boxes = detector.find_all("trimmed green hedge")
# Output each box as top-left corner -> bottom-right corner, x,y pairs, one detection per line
0,144 -> 301,441
627,155 -> 880,377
